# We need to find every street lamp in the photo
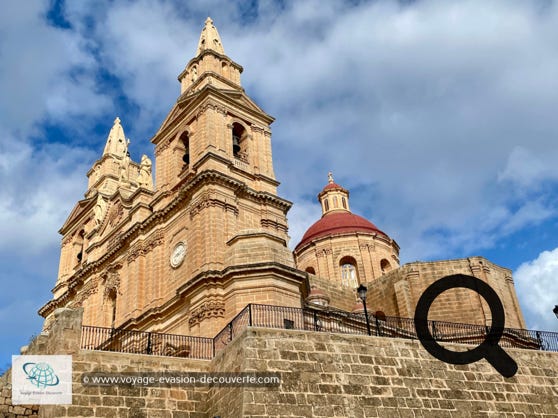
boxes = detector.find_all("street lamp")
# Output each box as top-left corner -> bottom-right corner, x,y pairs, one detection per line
553,305 -> 558,320
357,284 -> 371,336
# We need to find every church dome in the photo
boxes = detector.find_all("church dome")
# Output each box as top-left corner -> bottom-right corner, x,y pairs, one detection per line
295,212 -> 386,251
293,173 -> 399,286
321,181 -> 344,191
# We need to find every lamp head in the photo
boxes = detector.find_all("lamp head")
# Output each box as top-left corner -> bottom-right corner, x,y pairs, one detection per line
357,284 -> 368,301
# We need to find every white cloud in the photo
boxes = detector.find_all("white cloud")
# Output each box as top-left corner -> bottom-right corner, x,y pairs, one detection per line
515,248 -> 558,332
498,146 -> 558,189
0,132 -> 94,254
0,1 -> 110,255
0,1 -> 110,135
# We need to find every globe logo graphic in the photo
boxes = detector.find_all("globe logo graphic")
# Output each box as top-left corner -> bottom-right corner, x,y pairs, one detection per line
22,362 -> 60,389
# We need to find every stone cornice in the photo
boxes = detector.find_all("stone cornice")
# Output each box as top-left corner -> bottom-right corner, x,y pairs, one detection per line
179,71 -> 243,98
294,231 -> 399,256
179,49 -> 244,80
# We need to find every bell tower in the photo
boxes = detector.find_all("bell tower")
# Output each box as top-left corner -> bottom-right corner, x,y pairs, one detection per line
153,17 -> 277,194
144,17 -> 305,335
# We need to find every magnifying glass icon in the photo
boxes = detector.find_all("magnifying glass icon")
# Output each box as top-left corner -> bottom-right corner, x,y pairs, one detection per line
414,274 -> 518,378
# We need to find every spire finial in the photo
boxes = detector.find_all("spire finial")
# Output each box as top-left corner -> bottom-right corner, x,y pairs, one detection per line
103,116 -> 128,157
328,171 -> 334,184
196,16 -> 225,56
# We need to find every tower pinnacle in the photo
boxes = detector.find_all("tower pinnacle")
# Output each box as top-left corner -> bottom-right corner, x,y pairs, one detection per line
103,117 -> 128,158
196,17 -> 224,56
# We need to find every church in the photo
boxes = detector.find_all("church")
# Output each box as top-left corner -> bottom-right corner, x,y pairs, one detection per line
39,17 -> 526,342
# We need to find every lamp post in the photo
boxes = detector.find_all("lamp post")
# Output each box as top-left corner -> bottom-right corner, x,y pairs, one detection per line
553,305 -> 558,320
357,284 -> 371,336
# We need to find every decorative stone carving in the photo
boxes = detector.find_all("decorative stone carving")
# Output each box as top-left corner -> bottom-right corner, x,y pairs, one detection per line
94,195 -> 107,226
195,102 -> 227,119
146,231 -> 164,251
119,149 -> 131,183
73,277 -> 99,307
127,231 -> 165,263
170,242 -> 186,268
108,202 -> 124,227
102,270 -> 121,297
137,154 -> 153,189
154,138 -> 172,156
316,248 -> 333,258
359,243 -> 375,250
188,300 -> 225,327
189,194 -> 239,219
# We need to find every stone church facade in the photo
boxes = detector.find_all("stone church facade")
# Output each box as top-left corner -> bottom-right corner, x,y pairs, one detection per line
39,17 -> 526,340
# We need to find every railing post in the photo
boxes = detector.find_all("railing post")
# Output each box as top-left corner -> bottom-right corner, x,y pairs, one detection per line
432,321 -> 437,340
146,332 -> 152,355
212,336 -> 216,357
375,316 -> 381,337
248,304 -> 253,327
314,311 -> 319,331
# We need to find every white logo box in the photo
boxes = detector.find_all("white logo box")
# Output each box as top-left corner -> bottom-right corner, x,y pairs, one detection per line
12,355 -> 72,405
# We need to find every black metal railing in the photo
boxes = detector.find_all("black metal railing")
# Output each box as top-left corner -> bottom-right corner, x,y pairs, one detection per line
81,303 -> 558,359
213,303 -> 558,354
80,325 -> 213,359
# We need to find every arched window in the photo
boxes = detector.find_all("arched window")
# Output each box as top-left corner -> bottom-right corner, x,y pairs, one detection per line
324,199 -> 329,211
232,123 -> 248,161
342,197 -> 347,209
305,267 -> 316,275
339,256 -> 358,288
333,196 -> 338,208
380,259 -> 392,273
180,132 -> 190,165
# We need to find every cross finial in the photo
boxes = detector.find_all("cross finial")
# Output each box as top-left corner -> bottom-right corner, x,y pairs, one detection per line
328,171 -> 334,184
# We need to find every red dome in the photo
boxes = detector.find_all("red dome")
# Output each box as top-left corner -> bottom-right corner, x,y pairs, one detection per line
295,212 -> 386,251
322,182 -> 343,191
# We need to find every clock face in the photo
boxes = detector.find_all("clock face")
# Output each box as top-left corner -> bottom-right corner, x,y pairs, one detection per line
170,242 -> 186,268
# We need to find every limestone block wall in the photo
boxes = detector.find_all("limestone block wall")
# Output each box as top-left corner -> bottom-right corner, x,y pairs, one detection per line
211,327 -> 558,417
46,351 -> 209,418
306,273 -> 357,312
0,370 -> 39,417
364,257 -> 526,329
2,308 -> 555,417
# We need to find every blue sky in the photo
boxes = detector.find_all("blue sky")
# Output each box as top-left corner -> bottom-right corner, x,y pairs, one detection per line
1,0 -> 558,369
